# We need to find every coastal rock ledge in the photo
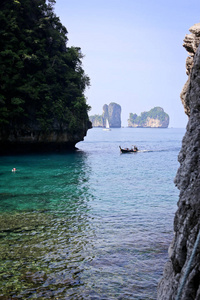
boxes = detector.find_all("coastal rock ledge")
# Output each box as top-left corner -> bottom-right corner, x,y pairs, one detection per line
0,124 -> 91,154
157,23 -> 200,300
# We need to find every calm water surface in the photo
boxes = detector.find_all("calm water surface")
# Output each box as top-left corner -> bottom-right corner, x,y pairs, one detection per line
0,128 -> 185,299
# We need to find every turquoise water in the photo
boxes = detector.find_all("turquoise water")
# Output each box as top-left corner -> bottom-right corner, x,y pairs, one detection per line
0,128 -> 185,299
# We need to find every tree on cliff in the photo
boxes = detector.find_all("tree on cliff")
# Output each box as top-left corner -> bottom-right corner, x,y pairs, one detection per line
0,0 -> 90,137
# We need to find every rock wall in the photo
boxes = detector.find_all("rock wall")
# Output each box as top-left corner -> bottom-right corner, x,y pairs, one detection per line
146,117 -> 168,128
157,23 -> 200,300
0,123 -> 91,154
180,23 -> 200,117
107,102 -> 121,128
102,104 -> 109,127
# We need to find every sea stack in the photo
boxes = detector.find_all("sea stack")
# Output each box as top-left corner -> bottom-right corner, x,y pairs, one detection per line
90,102 -> 121,128
157,23 -> 200,299
106,102 -> 121,128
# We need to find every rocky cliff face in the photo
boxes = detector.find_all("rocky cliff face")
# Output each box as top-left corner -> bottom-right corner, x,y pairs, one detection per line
180,23 -> 200,117
0,122 -> 91,154
145,117 -> 168,127
102,104 -> 109,126
107,102 -> 121,128
157,23 -> 200,300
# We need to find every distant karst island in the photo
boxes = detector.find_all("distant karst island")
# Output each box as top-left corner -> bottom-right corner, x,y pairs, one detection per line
128,107 -> 169,128
90,103 -> 121,128
90,105 -> 169,128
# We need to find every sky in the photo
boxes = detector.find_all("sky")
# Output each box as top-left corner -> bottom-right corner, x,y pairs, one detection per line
54,0 -> 200,128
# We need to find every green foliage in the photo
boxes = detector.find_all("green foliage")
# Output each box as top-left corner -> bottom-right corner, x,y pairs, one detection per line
128,107 -> 169,126
90,114 -> 102,122
129,113 -> 137,123
147,107 -> 168,122
89,114 -> 103,126
0,0 -> 90,134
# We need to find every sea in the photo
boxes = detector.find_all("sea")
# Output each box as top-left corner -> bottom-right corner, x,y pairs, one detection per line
0,127 -> 185,299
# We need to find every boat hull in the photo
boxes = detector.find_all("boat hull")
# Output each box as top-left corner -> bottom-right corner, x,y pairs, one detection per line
119,146 -> 138,153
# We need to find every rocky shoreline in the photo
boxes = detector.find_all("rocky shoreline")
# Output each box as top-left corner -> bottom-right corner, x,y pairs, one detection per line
0,125 -> 91,155
157,23 -> 200,300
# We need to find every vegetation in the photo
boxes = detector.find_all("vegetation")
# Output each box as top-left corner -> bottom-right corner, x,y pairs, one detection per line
128,107 -> 169,127
89,114 -> 103,126
0,0 -> 90,136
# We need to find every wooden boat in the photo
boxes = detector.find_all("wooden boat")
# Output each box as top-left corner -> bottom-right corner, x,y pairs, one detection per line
119,146 -> 138,153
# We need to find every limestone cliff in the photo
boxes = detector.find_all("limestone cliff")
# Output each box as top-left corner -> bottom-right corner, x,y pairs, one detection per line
107,102 -> 121,128
0,121 -> 91,154
128,107 -> 169,128
102,104 -> 109,126
180,23 -> 200,117
90,102 -> 121,128
157,23 -> 200,300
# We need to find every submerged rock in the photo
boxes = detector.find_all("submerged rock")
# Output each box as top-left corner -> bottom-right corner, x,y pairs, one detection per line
157,23 -> 200,300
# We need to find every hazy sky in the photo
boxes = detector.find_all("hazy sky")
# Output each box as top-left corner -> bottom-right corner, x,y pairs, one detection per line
54,0 -> 200,128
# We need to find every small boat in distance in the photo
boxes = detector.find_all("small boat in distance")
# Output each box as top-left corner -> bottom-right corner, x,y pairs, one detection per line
103,119 -> 111,131
119,145 -> 138,153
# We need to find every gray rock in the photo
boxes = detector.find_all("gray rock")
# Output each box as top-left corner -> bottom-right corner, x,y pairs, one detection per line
90,102 -> 121,128
157,23 -> 200,300
102,104 -> 109,127
107,102 -> 121,128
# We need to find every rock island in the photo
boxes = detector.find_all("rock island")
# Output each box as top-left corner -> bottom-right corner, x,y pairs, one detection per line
90,102 -> 121,128
128,107 -> 169,128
